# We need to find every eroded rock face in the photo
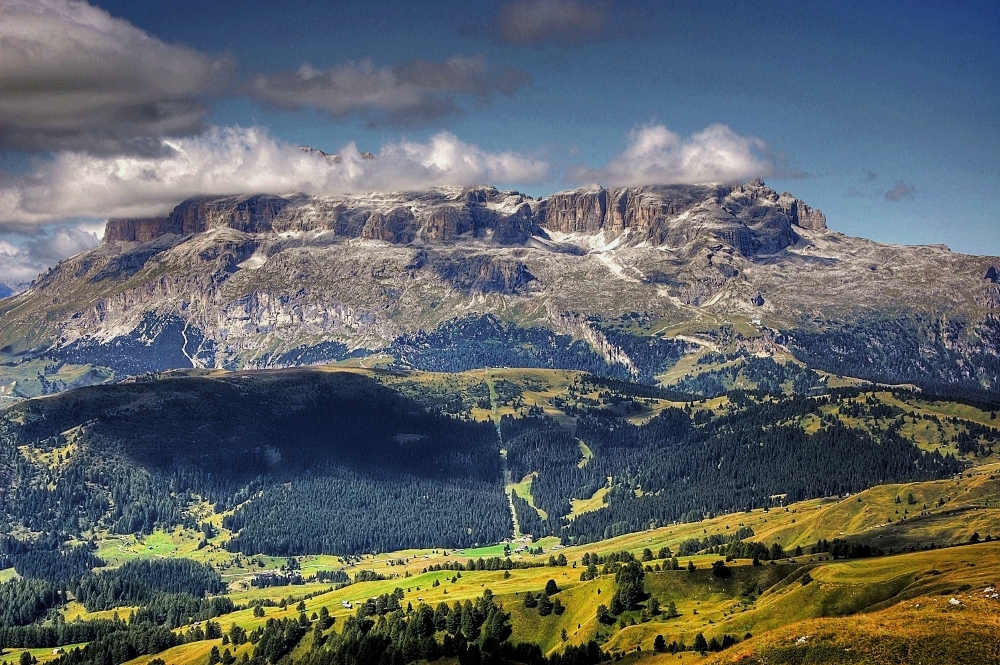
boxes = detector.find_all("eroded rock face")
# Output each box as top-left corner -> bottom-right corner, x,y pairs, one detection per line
102,181 -> 826,261
430,254 -> 537,294
105,195 -> 291,242
362,208 -> 418,244
535,181 -> 823,256
105,186 -> 545,247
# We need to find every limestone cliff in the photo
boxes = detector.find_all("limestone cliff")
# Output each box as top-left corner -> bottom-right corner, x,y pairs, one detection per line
102,181 -> 824,258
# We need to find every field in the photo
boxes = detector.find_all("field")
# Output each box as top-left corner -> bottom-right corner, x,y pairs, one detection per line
53,540 -> 991,665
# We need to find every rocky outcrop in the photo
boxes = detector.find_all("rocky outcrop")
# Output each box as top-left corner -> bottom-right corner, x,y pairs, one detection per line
105,195 -> 289,242
792,199 -> 827,231
104,215 -> 182,243
536,180 -> 823,256
430,254 -> 537,295
362,208 -> 418,244
102,181 -> 826,260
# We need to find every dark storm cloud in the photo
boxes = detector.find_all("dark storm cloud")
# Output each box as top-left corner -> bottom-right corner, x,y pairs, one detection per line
249,56 -> 531,128
885,180 -> 915,201
494,0 -> 609,45
0,0 -> 232,154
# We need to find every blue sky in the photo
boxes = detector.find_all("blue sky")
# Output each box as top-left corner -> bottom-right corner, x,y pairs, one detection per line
0,0 -> 997,282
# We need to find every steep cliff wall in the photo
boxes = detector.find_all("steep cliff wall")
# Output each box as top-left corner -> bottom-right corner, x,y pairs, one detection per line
102,181 -> 826,259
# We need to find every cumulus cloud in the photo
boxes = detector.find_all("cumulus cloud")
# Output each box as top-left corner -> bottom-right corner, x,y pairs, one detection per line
250,56 -> 530,127
495,0 -> 608,45
571,123 -> 777,186
0,0 -> 231,153
0,225 -> 101,285
885,180 -> 915,201
0,126 -> 550,224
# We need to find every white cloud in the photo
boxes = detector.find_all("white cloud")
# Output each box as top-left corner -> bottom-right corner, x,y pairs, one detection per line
0,126 -> 550,224
250,56 -> 529,127
0,0 -> 230,153
496,0 -> 608,45
571,123 -> 777,186
0,225 -> 101,285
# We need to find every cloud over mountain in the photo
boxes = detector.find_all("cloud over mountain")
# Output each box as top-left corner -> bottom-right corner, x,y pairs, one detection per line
0,0 -> 231,154
250,56 -> 530,127
0,126 -> 550,224
571,123 -> 778,186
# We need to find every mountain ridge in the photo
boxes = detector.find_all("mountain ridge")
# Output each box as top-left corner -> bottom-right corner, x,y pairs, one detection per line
101,179 -> 825,254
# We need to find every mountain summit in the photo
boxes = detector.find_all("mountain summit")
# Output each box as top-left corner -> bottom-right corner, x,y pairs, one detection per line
102,179 -> 825,254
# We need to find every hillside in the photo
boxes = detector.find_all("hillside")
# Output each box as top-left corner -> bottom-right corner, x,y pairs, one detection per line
3,365 -> 992,558
0,368 -> 511,554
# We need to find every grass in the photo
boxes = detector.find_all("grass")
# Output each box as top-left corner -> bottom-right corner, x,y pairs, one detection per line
62,601 -> 138,623
569,482 -> 611,520
122,639 -> 240,665
705,590 -> 1000,664
0,643 -> 88,665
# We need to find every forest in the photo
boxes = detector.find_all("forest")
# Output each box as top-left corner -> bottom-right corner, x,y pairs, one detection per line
503,393 -> 964,543
0,371 -> 507,556
788,314 -> 1000,396
0,368 -> 983,560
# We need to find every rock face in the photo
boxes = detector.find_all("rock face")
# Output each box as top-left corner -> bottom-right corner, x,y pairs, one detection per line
105,187 -> 540,247
535,180 -> 825,255
105,195 -> 291,242
102,181 -> 824,258
431,254 -> 537,295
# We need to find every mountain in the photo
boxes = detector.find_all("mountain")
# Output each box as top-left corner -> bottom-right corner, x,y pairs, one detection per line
0,179 -> 998,399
